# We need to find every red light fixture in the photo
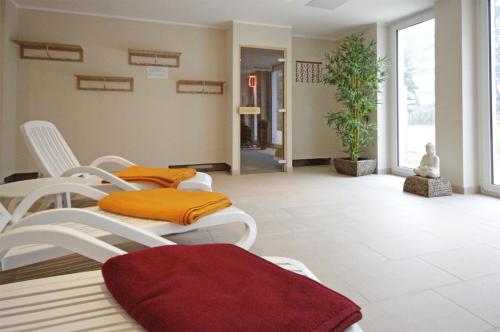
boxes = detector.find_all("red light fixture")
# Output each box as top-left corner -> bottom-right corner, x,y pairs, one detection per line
248,75 -> 257,88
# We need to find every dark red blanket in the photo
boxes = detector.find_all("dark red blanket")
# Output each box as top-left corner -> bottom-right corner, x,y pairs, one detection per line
102,244 -> 362,332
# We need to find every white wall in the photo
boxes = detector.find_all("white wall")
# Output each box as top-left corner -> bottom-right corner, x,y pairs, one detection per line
363,23 -> 391,173
291,36 -> 341,160
460,0 -> 479,191
435,0 -> 479,193
0,0 -> 17,179
15,9 -> 228,172
224,25 -> 234,168
0,0 -> 4,179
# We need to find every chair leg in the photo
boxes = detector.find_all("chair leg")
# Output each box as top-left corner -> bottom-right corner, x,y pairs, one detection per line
65,192 -> 72,208
55,194 -> 63,208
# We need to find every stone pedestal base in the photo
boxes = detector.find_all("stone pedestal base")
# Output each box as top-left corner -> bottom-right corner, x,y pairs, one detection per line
403,176 -> 452,198
333,158 -> 377,177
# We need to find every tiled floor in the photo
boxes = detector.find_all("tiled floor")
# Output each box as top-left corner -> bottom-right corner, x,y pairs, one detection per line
198,166 -> 500,332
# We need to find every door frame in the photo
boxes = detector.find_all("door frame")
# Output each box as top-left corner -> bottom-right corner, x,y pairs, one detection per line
478,0 -> 500,196
238,45 -> 288,173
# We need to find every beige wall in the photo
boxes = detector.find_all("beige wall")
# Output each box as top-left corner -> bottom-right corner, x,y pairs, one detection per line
291,36 -> 341,160
9,9 -> 395,176
1,0 -> 17,179
15,9 -> 228,172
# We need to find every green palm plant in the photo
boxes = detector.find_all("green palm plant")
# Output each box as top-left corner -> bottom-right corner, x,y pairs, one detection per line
323,33 -> 387,162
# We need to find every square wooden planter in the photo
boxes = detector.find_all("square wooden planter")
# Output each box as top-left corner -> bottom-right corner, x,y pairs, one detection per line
333,158 -> 377,177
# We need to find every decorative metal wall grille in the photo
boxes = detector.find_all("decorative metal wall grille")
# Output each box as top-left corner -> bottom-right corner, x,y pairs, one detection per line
295,60 -> 322,83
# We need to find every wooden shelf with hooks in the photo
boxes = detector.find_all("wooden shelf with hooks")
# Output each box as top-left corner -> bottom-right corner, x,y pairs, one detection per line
13,40 -> 84,62
176,80 -> 224,95
128,49 -> 181,68
75,75 -> 134,92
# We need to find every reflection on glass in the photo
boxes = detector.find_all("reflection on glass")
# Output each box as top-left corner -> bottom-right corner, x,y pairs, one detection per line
397,19 -> 436,169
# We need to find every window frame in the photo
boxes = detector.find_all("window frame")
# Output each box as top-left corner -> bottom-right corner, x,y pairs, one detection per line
390,11 -> 436,177
479,0 -> 500,196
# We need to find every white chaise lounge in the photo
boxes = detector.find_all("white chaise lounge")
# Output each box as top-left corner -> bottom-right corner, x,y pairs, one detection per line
0,183 -> 257,270
20,120 -> 213,192
0,225 -> 363,332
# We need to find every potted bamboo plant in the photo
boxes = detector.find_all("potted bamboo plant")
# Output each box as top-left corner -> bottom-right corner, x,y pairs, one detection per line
323,33 -> 387,176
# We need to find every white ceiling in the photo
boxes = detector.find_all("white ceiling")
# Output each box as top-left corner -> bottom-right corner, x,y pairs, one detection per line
12,0 -> 434,39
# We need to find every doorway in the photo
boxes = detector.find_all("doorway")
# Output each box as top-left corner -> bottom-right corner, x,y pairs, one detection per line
240,47 -> 286,174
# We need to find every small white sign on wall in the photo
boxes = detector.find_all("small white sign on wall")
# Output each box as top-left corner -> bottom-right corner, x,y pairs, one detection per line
147,66 -> 169,79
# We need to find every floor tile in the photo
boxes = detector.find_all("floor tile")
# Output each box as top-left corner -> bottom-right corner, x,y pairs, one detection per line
336,258 -> 459,302
421,245 -> 500,280
361,231 -> 457,260
359,291 -> 493,332
436,274 -> 500,327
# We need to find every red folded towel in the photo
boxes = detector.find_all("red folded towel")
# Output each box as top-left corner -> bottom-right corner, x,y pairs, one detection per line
102,244 -> 362,332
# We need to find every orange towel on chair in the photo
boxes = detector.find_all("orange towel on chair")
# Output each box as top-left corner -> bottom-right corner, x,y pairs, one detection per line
113,166 -> 196,188
98,188 -> 231,226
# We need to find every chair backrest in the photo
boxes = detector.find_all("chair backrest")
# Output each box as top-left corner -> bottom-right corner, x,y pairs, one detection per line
20,121 -> 81,177
0,203 -> 11,233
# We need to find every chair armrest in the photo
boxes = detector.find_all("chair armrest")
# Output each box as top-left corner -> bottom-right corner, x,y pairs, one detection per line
10,183 -> 108,224
62,166 -> 139,191
12,208 -> 175,248
0,225 -> 126,264
89,155 -> 136,169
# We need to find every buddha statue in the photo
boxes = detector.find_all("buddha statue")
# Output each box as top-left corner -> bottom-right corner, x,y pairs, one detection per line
414,143 -> 440,178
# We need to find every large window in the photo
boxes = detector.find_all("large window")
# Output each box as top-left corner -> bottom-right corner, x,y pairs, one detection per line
490,0 -> 500,185
396,19 -> 436,169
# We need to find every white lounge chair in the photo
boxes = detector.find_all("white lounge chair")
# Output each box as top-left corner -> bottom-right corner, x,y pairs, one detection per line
20,120 -> 213,192
0,183 -> 257,270
0,225 -> 363,332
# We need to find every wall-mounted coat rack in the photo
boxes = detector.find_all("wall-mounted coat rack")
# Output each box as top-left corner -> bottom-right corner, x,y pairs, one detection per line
75,75 -> 134,92
128,49 -> 181,68
176,80 -> 224,95
13,40 -> 84,62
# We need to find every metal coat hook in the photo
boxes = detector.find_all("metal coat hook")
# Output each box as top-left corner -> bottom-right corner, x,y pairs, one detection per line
45,44 -> 52,59
103,76 -> 106,89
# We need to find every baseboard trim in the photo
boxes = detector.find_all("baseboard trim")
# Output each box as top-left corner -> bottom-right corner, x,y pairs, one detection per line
452,185 -> 481,195
169,163 -> 231,172
3,172 -> 39,184
292,158 -> 332,167
376,168 -> 391,175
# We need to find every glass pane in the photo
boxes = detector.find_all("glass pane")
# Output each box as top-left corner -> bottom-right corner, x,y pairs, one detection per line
491,0 -> 500,184
397,19 -> 436,169
240,47 -> 285,174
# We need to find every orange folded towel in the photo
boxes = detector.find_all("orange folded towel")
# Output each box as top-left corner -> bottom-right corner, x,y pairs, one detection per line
98,188 -> 231,226
113,166 -> 196,188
